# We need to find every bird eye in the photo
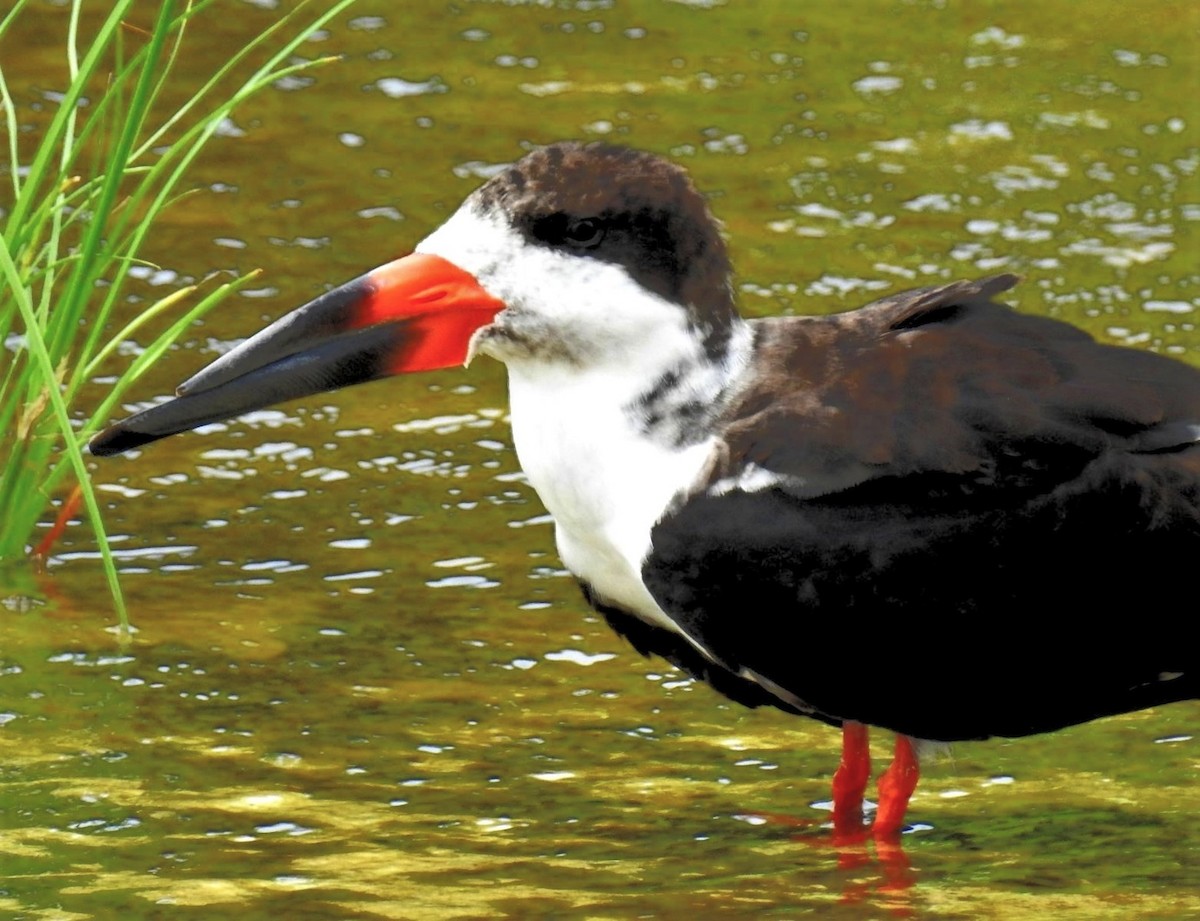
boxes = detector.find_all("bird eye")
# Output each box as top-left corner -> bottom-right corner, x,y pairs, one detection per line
563,217 -> 605,249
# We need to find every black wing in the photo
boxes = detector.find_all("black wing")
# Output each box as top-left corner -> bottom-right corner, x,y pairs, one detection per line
642,276 -> 1200,741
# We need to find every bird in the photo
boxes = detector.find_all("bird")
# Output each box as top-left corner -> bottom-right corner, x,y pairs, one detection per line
90,141 -> 1200,837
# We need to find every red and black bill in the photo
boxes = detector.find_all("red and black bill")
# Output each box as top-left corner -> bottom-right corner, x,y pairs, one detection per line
89,254 -> 505,457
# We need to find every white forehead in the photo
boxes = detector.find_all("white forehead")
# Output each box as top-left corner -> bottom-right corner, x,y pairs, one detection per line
413,201 -> 511,283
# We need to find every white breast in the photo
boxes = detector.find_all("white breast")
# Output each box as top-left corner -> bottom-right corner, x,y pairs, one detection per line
506,362 -> 716,633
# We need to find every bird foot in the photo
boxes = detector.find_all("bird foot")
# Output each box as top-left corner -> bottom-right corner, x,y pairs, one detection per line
729,721 -> 921,912
832,722 -> 920,839
741,722 -> 920,841
873,733 -> 920,837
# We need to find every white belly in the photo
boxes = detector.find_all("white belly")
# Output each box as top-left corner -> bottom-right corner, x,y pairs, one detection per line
505,366 -> 714,632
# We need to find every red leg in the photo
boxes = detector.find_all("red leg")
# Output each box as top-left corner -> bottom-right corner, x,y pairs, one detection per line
33,483 -> 83,564
831,721 -> 871,834
873,734 -> 919,838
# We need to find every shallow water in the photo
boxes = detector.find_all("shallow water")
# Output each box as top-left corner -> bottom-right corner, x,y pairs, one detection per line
2,1 -> 1198,918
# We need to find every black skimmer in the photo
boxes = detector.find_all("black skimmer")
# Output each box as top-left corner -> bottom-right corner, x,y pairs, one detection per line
90,141 -> 1200,836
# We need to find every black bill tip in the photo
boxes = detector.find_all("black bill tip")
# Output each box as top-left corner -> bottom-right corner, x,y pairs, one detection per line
88,423 -> 166,457
87,391 -> 240,457
87,320 -> 411,457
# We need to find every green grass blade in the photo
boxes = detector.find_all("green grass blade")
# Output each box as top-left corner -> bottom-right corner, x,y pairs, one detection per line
0,230 -> 128,627
0,0 -> 360,625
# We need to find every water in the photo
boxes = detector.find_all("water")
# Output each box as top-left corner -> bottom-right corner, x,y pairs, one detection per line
2,1 -> 1197,917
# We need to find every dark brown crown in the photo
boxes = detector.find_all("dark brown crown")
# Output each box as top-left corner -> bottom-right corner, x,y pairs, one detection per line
474,142 -> 737,359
